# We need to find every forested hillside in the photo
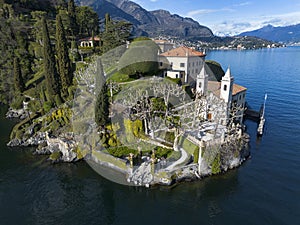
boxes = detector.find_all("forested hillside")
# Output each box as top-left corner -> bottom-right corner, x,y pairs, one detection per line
0,0 -> 131,108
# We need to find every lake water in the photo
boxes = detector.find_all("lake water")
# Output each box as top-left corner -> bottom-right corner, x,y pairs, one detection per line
1,47 -> 299,225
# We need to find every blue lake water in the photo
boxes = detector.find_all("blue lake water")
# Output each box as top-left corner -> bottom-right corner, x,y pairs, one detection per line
1,47 -> 300,225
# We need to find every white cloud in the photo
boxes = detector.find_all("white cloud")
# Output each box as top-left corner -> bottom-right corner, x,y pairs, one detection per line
233,1 -> 252,7
187,8 -> 234,17
211,11 -> 300,35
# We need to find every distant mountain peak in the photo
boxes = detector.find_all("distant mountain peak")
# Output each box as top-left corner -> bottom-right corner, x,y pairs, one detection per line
239,23 -> 300,43
77,0 -> 214,39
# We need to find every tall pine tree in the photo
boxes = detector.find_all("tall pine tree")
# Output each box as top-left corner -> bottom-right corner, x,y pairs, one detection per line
68,0 -> 78,37
95,82 -> 110,128
102,14 -> 132,53
95,59 -> 109,128
105,13 -> 111,32
13,57 -> 25,93
56,14 -> 72,98
42,17 -> 61,101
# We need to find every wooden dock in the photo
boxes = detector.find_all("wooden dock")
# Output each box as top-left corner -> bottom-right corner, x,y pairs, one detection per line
244,93 -> 267,136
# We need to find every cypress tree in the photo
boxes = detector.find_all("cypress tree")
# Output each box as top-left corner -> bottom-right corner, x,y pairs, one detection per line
41,17 -> 61,101
91,30 -> 96,52
13,57 -> 25,93
68,0 -> 78,36
56,14 -> 72,98
105,13 -> 111,32
95,83 -> 109,128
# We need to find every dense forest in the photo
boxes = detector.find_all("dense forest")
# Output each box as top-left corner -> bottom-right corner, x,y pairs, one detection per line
0,0 -> 131,110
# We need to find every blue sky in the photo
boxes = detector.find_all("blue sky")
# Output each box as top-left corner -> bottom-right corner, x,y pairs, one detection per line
131,0 -> 300,35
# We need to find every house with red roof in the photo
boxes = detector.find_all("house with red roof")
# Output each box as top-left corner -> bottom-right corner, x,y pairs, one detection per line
79,36 -> 101,48
159,46 -> 206,83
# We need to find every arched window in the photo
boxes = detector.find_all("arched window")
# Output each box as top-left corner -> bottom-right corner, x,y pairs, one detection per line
199,82 -> 202,88
224,84 -> 227,91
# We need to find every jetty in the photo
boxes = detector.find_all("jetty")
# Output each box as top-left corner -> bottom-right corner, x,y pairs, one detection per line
244,93 -> 267,136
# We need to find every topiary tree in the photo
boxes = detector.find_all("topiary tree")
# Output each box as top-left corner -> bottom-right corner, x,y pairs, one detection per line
118,39 -> 160,77
205,60 -> 225,82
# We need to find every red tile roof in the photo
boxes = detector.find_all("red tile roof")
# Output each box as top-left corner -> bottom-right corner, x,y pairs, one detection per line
207,81 -> 247,97
79,36 -> 101,41
232,84 -> 247,95
160,46 -> 205,57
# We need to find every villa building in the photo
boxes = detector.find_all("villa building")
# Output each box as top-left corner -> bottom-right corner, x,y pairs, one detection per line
79,36 -> 101,48
159,46 -> 206,83
158,46 -> 247,124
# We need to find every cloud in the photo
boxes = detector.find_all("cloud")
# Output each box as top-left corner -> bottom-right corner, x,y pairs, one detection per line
187,9 -> 218,16
187,8 -> 234,17
187,1 -> 251,17
233,1 -> 252,7
211,11 -> 300,35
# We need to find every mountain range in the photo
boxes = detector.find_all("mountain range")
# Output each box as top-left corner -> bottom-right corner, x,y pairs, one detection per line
239,24 -> 300,44
76,0 -> 214,39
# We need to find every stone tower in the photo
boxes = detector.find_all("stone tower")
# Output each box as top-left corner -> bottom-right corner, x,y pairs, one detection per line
196,64 -> 208,95
220,67 -> 234,103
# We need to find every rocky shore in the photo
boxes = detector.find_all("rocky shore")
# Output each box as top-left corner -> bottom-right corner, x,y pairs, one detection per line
7,131 -> 81,163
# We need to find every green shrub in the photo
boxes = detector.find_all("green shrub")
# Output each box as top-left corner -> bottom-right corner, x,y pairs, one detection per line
193,147 -> 199,163
154,146 -> 173,158
165,150 -> 180,161
11,96 -> 25,109
165,76 -> 182,85
50,120 -> 61,132
132,119 -> 143,137
74,146 -> 84,160
108,146 -> 137,158
28,100 -> 41,113
211,153 -> 221,174
55,94 -> 63,106
165,131 -> 175,143
68,85 -> 77,98
15,129 -> 24,139
43,101 -> 53,113
108,137 -> 117,147
49,151 -> 61,161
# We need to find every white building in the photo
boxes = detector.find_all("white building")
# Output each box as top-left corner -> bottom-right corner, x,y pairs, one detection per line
196,65 -> 247,124
79,36 -> 101,48
159,46 -> 206,83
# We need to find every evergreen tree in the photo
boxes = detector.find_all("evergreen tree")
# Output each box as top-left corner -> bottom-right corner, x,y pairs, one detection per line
91,30 -> 95,52
95,82 -> 110,128
41,17 -> 61,101
56,14 -> 72,97
68,0 -> 77,36
76,6 -> 99,36
105,13 -> 111,32
13,57 -> 25,93
102,17 -> 132,53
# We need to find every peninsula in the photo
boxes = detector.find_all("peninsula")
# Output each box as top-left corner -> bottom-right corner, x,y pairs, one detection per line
2,0 -> 250,187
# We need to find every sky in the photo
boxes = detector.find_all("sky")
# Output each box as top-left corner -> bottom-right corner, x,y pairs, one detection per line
131,0 -> 300,36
